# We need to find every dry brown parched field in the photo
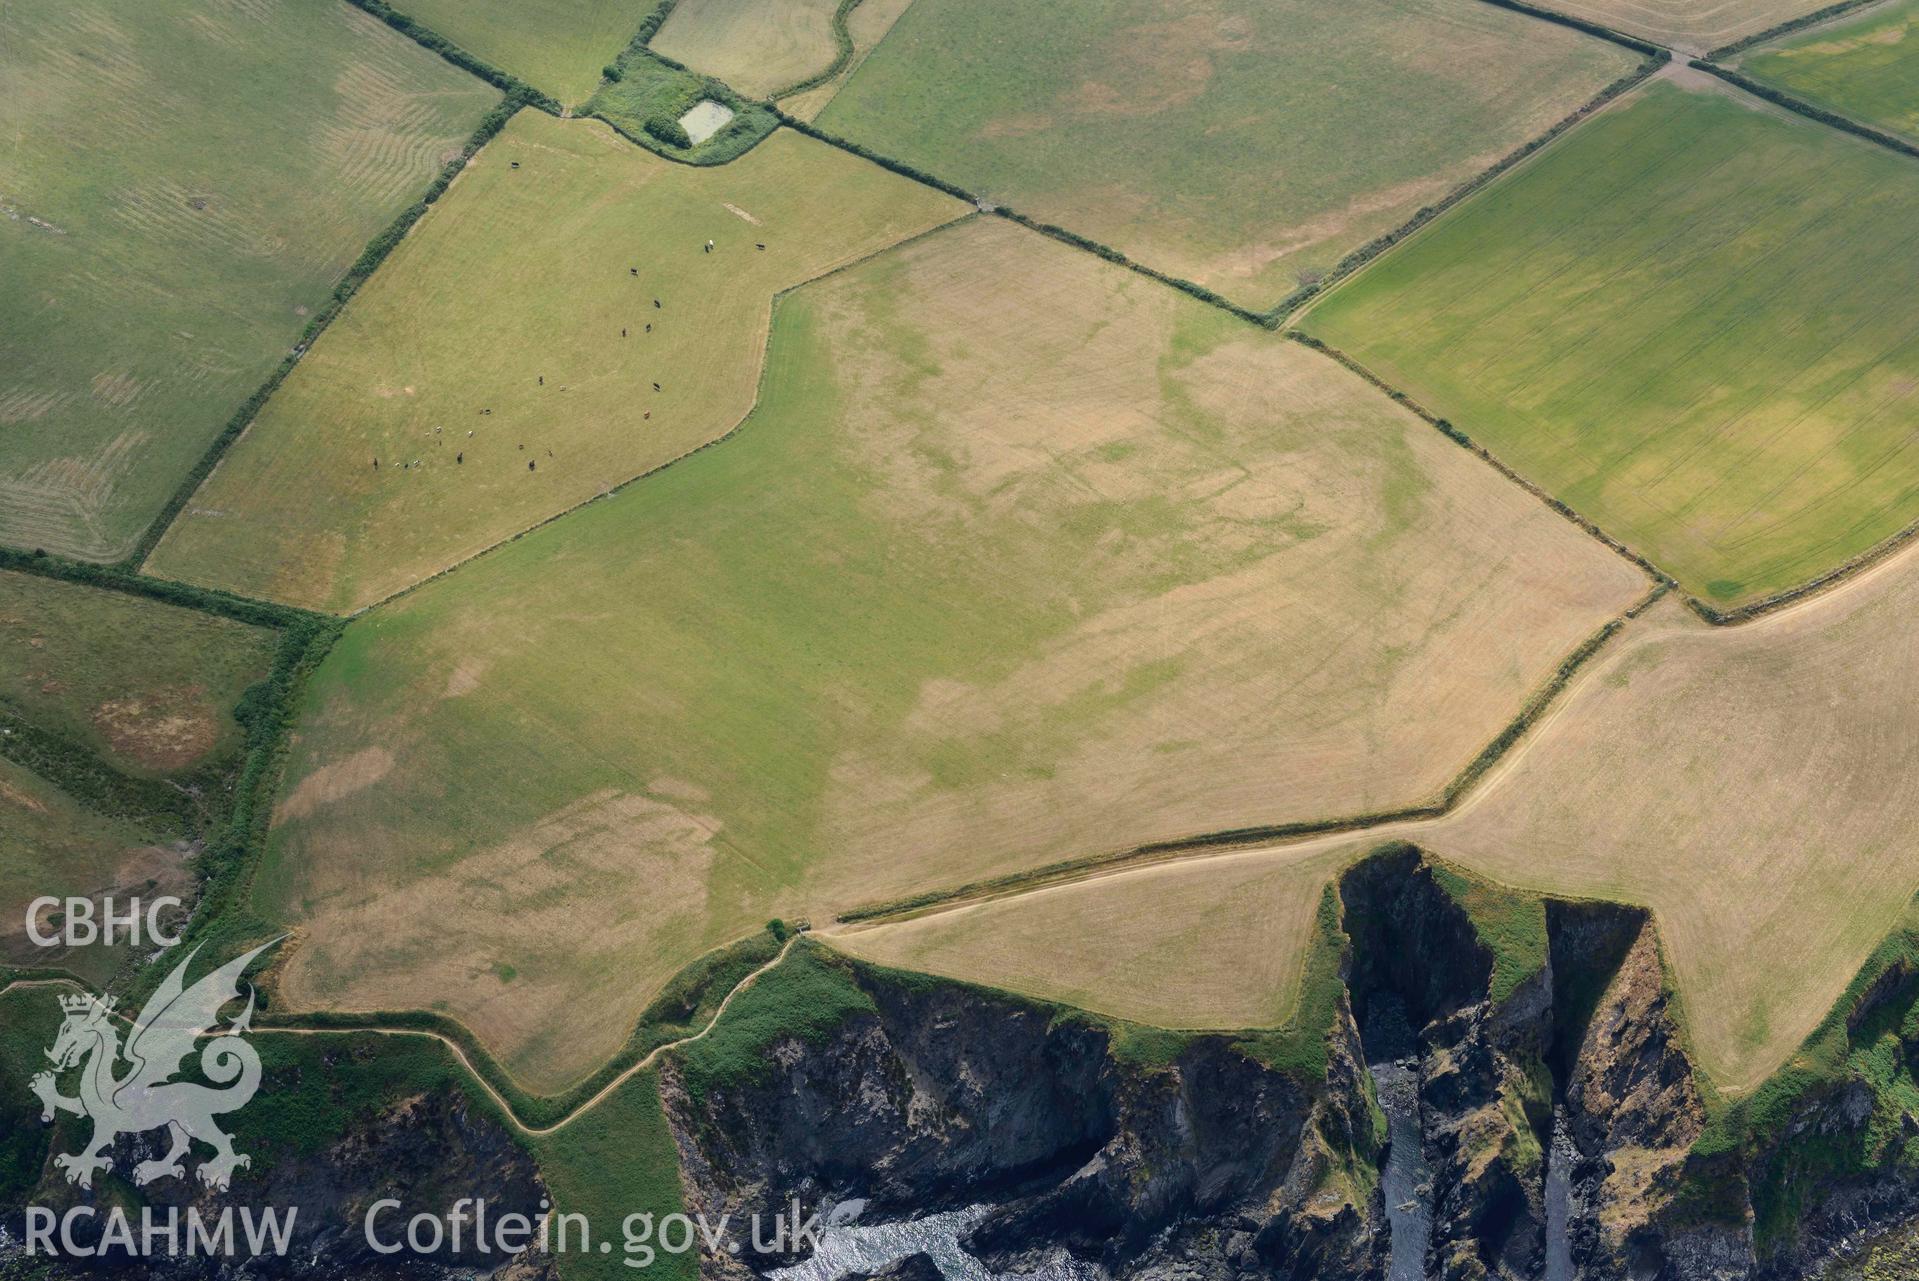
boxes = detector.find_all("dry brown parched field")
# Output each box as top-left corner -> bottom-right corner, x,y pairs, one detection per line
256,218 -> 1645,1091
148,112 -> 965,614
835,842 -> 1355,1031
844,537 -> 1919,1093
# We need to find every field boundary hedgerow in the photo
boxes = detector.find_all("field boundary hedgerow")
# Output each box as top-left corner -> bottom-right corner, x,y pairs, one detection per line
835,586 -> 1657,926
131,94 -> 533,572
0,547 -> 341,990
1705,0 -> 1895,58
1286,335 -> 1673,588
340,0 -> 564,109
1687,61 -> 1919,163
346,208 -> 978,618
1265,54 -> 1665,321
774,53 -> 1666,329
767,0 -> 869,101
1286,332 -> 1919,631
1469,0 -> 1669,55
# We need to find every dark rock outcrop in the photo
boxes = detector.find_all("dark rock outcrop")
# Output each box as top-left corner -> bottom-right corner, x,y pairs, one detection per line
660,963 -> 1389,1281
6,1085 -> 550,1279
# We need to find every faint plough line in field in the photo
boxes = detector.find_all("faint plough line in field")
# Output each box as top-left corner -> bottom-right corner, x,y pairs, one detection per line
832,582 -> 1665,929
0,933 -> 800,1138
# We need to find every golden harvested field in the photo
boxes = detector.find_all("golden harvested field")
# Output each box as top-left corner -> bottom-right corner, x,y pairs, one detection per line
851,536 -> 1919,1093
257,218 -> 1645,1091
147,113 -> 966,614
1534,0 -> 1832,50
1426,574 -> 1919,1091
833,842 -> 1355,1030
652,0 -> 853,99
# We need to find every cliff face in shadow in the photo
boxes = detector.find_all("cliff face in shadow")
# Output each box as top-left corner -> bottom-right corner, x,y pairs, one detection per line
661,846 -> 1919,1281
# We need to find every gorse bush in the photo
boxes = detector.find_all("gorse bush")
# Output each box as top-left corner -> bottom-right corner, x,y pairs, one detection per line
645,115 -> 692,148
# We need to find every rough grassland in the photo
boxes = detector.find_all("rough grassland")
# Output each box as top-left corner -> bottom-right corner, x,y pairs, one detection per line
0,571 -> 275,777
149,114 -> 964,613
651,0 -> 849,99
0,0 -> 499,561
0,758 -> 174,982
531,1071 -> 694,1281
876,536 -> 1919,1092
833,843 -> 1354,1031
814,0 -> 1638,309
1735,0 -> 1919,142
1529,0 -> 1832,49
258,218 -> 1645,1091
384,0 -> 650,104
1303,78 -> 1919,611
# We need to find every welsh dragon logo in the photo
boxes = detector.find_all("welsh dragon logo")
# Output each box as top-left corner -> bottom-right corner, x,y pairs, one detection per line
30,941 -> 276,1192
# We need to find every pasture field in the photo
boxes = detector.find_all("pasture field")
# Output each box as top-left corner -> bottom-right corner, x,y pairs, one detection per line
256,217 -> 1645,1090
384,0 -> 649,104
148,114 -> 964,614
1734,0 -> 1919,142
0,0 -> 499,562
1302,78 -> 1919,612
778,0 -> 918,120
857,533 -> 1919,1092
813,0 -> 1640,309
0,758 -> 180,983
1529,0 -> 1831,49
651,0 -> 852,98
0,571 -> 276,777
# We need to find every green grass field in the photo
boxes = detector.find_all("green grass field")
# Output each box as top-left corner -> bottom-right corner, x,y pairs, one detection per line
392,0 -> 651,103
1302,77 -> 1919,610
148,113 -> 964,613
651,0 -> 849,98
1736,0 -> 1919,142
257,217 -> 1643,1090
813,0 -> 1639,308
0,0 -> 499,562
0,571 -> 276,777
